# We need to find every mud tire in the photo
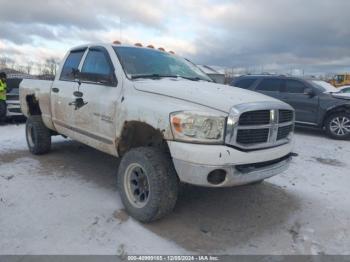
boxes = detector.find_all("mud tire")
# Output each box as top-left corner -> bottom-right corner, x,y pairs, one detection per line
117,147 -> 178,223
25,116 -> 51,155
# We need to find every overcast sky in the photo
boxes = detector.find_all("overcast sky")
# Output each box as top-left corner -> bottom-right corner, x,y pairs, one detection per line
0,0 -> 350,74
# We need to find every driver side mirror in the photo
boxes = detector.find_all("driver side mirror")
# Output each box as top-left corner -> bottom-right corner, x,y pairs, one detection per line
304,87 -> 315,97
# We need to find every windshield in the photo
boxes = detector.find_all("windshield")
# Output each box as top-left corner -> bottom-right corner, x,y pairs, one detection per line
310,80 -> 339,93
340,86 -> 350,93
113,46 -> 212,82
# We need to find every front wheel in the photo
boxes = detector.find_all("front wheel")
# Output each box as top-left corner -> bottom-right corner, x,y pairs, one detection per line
325,113 -> 350,140
26,116 -> 52,154
117,147 -> 179,222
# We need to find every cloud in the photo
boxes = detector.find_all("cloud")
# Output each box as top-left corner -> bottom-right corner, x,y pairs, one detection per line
0,0 -> 350,74
0,23 -> 57,44
186,0 -> 350,73
0,0 -> 167,30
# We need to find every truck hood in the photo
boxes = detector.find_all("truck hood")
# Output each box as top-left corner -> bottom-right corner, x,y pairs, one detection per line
133,79 -> 279,113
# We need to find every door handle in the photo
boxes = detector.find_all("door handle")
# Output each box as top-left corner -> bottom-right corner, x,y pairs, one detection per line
69,98 -> 88,110
52,87 -> 60,93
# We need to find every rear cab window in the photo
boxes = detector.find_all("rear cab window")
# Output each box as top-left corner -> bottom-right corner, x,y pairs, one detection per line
60,49 -> 86,81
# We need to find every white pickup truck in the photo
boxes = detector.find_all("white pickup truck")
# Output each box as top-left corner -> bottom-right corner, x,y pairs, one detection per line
20,43 -> 295,222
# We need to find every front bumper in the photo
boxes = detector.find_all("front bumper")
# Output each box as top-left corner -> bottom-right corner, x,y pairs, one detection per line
168,141 -> 293,187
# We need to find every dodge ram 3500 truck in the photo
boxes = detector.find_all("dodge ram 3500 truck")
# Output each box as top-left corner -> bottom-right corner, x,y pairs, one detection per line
20,43 -> 295,222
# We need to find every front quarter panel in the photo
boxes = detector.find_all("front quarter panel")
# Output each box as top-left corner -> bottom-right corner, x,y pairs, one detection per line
114,82 -> 227,143
318,94 -> 350,125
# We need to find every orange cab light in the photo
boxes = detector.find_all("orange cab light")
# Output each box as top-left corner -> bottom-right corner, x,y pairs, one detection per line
113,40 -> 121,45
134,43 -> 143,47
158,47 -> 165,51
147,45 -> 154,49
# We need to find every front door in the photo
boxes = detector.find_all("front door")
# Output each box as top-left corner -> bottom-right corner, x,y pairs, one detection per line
280,79 -> 319,124
70,46 -> 121,155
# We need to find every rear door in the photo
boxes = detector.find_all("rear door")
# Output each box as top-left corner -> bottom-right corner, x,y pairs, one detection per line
280,79 -> 319,124
70,46 -> 120,154
253,78 -> 284,100
51,48 -> 86,135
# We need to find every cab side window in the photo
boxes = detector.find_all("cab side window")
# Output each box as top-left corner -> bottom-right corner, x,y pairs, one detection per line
81,50 -> 112,76
285,80 -> 307,93
60,50 -> 85,81
256,79 -> 282,92
233,78 -> 257,89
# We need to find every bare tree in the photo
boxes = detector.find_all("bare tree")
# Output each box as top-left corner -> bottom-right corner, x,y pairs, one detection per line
15,64 -> 26,73
35,62 -> 43,75
7,58 -> 15,69
0,56 -> 8,69
25,61 -> 34,75
44,57 -> 60,76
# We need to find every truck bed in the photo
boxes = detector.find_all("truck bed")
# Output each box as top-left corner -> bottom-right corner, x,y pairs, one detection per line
19,79 -> 54,128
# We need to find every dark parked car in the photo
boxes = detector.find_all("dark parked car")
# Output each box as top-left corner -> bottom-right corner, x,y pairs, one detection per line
339,86 -> 350,94
231,75 -> 350,139
6,78 -> 23,118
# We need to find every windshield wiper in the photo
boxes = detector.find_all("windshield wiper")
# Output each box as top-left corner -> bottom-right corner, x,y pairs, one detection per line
131,74 -> 212,82
177,76 -> 211,82
130,74 -> 178,80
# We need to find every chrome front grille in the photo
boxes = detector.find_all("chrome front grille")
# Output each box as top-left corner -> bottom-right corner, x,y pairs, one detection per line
225,102 -> 294,150
239,110 -> 270,126
279,110 -> 294,123
236,128 -> 270,144
277,125 -> 293,140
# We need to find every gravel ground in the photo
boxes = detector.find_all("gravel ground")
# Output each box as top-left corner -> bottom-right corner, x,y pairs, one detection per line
1,123 -> 350,255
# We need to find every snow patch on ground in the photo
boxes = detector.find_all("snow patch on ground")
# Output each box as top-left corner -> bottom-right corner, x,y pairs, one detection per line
0,124 -> 185,255
1,124 -> 350,255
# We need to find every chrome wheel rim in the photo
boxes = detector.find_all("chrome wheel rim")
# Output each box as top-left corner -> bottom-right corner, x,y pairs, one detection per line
124,163 -> 150,208
330,116 -> 350,136
27,125 -> 35,147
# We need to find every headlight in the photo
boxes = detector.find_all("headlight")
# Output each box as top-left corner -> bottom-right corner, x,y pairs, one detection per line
170,111 -> 226,144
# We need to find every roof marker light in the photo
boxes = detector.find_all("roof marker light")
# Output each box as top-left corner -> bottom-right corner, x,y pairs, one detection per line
134,43 -> 143,47
113,40 -> 121,45
158,47 -> 165,51
147,45 -> 154,49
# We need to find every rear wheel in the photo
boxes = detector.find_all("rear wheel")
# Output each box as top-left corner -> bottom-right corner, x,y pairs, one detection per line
26,116 -> 52,154
325,113 -> 350,140
117,147 -> 178,222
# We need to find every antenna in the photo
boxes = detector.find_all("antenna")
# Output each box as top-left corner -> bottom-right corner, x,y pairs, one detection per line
119,16 -> 122,42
